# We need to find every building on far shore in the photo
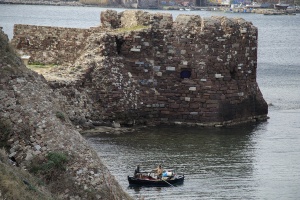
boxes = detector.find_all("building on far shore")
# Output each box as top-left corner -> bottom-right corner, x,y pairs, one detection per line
0,0 -> 297,8
119,0 -> 297,9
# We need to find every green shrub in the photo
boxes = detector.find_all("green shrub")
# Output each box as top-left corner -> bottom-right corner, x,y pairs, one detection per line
0,149 -> 56,200
30,152 -> 68,173
55,111 -> 65,121
46,152 -> 68,170
0,119 -> 12,150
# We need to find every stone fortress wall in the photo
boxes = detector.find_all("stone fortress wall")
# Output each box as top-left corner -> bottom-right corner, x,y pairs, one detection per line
12,25 -> 91,64
11,10 -> 268,127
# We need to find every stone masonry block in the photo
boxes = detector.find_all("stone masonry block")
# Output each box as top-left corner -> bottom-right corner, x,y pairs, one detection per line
120,10 -> 151,28
150,13 -> 173,29
100,10 -> 120,29
174,14 -> 201,30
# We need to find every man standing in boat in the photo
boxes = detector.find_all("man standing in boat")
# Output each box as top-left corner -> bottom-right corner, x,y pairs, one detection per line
134,165 -> 140,178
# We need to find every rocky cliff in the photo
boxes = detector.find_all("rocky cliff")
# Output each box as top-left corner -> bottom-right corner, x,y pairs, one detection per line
0,27 -> 131,199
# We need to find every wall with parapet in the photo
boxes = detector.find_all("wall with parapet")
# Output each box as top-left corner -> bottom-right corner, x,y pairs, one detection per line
11,25 -> 91,65
11,10 -> 268,127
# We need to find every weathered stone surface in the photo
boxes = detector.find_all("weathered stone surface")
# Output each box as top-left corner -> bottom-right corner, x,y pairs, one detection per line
100,9 -> 120,29
119,10 -> 151,28
11,25 -> 91,65
1,28 -> 131,199
11,10 -> 268,127
150,13 -> 173,29
174,14 -> 202,31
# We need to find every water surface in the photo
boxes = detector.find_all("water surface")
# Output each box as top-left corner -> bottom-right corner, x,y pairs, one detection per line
1,5 -> 300,199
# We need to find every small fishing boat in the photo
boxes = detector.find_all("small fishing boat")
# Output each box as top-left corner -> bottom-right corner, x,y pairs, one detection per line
128,169 -> 184,187
274,0 -> 289,10
274,3 -> 289,10
245,2 -> 262,9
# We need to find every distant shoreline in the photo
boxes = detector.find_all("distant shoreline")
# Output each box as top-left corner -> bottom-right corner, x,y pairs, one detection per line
0,0 -> 123,7
1,1 -> 298,15
0,0 -> 229,11
0,1 -> 213,11
0,0 -> 82,6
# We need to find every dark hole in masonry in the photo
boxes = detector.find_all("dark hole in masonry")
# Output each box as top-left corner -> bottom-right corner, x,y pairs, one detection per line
180,69 -> 191,79
230,68 -> 236,80
115,36 -> 124,55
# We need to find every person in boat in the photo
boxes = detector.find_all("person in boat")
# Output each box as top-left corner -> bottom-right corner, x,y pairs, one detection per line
134,165 -> 141,178
153,165 -> 163,179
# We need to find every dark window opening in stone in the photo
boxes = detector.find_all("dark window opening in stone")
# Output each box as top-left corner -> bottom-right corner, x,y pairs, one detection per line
180,69 -> 192,79
230,68 -> 236,80
115,36 -> 124,55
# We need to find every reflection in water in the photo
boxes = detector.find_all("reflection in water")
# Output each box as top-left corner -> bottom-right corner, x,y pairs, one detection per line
87,124 -> 260,199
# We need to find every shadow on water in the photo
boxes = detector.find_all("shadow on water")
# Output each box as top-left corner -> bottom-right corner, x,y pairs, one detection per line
87,122 -> 266,199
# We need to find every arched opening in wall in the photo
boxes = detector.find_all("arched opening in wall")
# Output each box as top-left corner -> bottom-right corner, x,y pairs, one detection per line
115,36 -> 124,55
180,69 -> 192,79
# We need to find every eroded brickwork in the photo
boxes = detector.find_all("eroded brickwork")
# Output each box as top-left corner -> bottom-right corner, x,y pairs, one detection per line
11,25 -> 91,64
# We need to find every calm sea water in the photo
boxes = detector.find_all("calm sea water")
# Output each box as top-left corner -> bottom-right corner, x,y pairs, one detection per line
1,5 -> 300,199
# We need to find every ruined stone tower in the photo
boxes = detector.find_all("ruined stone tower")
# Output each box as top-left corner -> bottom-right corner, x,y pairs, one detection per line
12,10 -> 268,127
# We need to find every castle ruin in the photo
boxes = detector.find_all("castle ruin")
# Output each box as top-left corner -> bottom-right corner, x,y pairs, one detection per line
11,10 -> 268,127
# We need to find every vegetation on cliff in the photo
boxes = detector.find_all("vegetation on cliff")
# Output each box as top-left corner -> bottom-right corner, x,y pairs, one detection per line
0,149 -> 56,200
0,120 -> 11,150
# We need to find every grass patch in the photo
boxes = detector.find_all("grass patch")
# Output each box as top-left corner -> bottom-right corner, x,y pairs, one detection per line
30,152 -> 68,176
0,119 -> 12,150
28,61 -> 46,66
46,152 -> 68,170
114,25 -> 149,33
28,151 -> 80,196
55,111 -> 65,122
27,64 -> 57,70
0,149 -> 56,200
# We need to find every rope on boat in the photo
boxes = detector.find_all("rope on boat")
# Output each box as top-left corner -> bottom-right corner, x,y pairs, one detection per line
161,179 -> 176,187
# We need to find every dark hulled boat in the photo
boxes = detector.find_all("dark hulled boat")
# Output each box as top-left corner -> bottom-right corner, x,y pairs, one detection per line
128,169 -> 184,187
128,175 -> 184,187
274,3 -> 289,10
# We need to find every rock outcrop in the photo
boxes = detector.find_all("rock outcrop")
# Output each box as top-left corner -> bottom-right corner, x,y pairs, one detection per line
0,27 -> 131,199
11,10 -> 268,127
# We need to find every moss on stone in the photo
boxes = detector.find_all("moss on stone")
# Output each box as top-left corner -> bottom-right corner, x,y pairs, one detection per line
115,25 -> 149,33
